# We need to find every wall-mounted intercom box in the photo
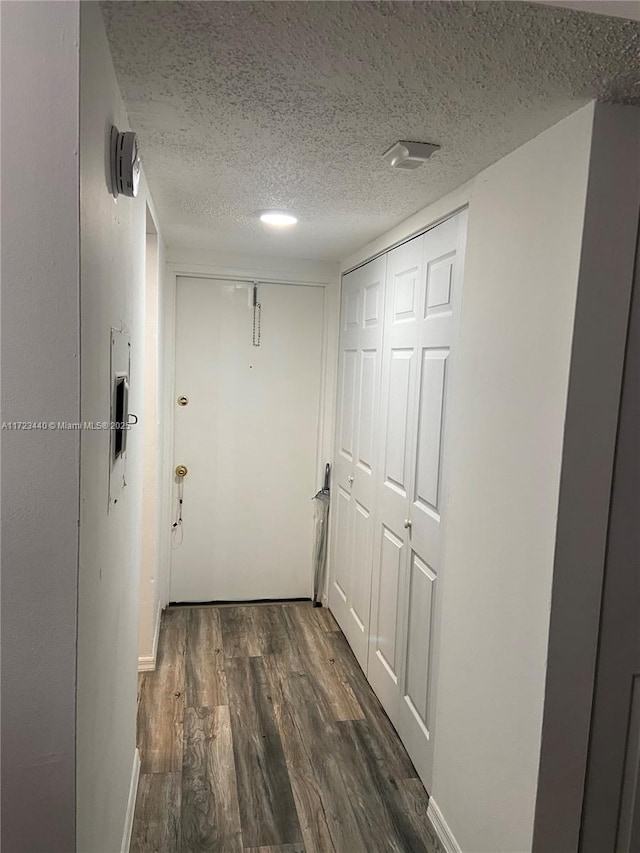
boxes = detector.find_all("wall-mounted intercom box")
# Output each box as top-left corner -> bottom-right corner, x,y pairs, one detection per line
109,327 -> 131,510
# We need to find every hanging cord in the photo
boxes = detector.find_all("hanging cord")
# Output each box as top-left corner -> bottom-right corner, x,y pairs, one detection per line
252,282 -> 261,347
171,477 -> 184,550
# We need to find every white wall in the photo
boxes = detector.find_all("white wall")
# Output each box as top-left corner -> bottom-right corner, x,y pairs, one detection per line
0,3 -> 80,849
432,104 -> 595,853
342,102 -> 639,852
77,4 -> 165,849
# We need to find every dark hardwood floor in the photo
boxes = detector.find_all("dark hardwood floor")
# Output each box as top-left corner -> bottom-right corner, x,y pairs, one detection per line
132,602 -> 444,853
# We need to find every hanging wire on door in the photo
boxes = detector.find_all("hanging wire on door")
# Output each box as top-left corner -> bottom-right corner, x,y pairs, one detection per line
252,282 -> 261,347
171,470 -> 186,550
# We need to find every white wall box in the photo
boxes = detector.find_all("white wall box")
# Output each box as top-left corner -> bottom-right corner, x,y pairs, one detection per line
329,209 -> 467,789
109,327 -> 131,510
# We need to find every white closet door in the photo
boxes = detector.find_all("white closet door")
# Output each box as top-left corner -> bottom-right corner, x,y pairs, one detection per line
368,210 -> 467,788
330,268 -> 360,634
397,211 -> 467,787
329,255 -> 386,668
368,235 -> 424,718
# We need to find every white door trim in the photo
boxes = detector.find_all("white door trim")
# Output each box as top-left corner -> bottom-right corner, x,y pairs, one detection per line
138,600 -> 163,672
427,797 -> 462,853
341,205 -> 469,277
167,261 -> 332,286
121,748 -> 141,853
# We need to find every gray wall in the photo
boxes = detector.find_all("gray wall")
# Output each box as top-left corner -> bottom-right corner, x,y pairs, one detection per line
0,2 -> 80,850
533,103 -> 640,853
77,4 -> 158,849
579,187 -> 640,852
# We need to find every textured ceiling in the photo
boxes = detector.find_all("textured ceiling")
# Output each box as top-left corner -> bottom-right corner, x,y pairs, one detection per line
101,1 -> 640,261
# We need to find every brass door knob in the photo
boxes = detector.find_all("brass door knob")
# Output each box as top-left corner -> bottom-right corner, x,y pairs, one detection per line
175,465 -> 188,478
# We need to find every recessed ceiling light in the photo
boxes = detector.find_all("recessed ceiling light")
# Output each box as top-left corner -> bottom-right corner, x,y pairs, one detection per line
260,210 -> 298,226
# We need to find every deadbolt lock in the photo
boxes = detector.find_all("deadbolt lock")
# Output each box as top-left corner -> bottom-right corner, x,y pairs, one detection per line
175,465 -> 188,478
177,395 -> 189,407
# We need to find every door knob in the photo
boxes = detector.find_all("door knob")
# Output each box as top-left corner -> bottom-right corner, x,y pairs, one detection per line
348,475 -> 354,486
403,518 -> 412,530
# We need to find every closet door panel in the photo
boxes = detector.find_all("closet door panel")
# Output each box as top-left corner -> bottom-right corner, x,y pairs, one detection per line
329,269 -> 361,625
356,349 -> 376,476
384,348 -> 414,496
399,210 -> 468,789
404,552 -> 436,730
333,484 -> 354,606
329,256 -> 386,669
350,499 -> 373,634
415,349 -> 447,510
355,264 -> 384,509
411,347 -> 449,565
345,256 -> 386,667
338,349 -> 358,464
368,235 -> 424,723
374,524 -> 405,681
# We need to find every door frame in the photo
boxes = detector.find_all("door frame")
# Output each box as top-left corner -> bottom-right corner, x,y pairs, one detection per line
163,260 -> 340,603
578,220 -> 640,851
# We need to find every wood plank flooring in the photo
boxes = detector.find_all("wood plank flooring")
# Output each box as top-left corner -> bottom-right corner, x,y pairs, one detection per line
132,602 -> 444,853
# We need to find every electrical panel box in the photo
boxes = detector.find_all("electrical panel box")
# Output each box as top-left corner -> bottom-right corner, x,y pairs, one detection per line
109,327 -> 131,510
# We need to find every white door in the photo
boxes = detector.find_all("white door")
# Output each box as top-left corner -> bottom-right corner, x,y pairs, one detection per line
368,233 -> 424,716
170,277 -> 324,603
329,255 -> 386,668
369,211 -> 467,786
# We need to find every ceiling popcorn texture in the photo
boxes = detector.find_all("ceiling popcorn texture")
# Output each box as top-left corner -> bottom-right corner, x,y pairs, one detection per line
101,1 -> 640,260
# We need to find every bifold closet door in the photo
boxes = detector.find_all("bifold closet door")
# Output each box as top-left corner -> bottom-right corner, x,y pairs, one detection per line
329,255 -> 386,669
367,234 -> 424,715
369,210 -> 468,787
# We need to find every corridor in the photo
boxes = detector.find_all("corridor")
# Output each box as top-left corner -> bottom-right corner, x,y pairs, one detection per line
132,603 -> 443,852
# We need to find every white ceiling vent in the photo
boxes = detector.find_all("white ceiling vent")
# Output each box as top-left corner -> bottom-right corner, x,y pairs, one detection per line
383,140 -> 440,170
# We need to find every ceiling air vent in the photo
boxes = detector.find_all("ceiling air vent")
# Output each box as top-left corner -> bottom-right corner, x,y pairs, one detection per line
382,140 -> 440,170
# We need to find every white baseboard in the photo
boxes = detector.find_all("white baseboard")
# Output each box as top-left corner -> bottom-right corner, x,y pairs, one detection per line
121,748 -> 140,853
427,797 -> 462,853
138,601 -> 163,672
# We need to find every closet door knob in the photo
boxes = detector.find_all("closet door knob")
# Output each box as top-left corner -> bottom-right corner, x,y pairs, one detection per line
348,475 -> 354,486
403,518 -> 412,530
